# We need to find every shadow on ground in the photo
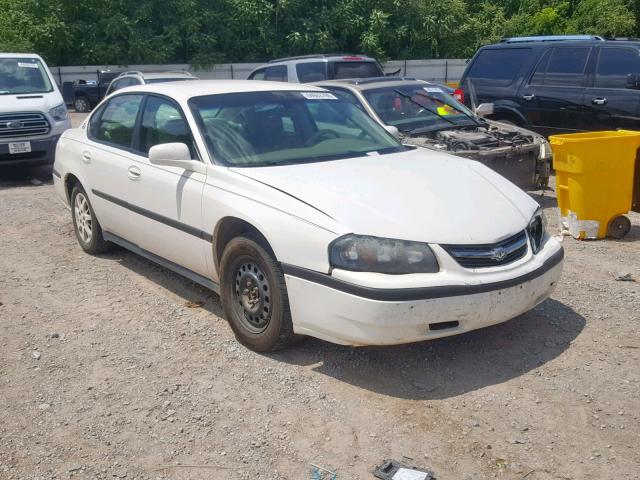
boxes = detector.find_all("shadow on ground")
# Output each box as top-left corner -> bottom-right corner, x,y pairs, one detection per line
100,247 -> 224,318
272,299 -> 585,400
0,165 -> 53,189
96,225 -> 585,402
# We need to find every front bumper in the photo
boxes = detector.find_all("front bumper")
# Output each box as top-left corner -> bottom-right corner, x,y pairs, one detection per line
284,241 -> 564,346
0,135 -> 61,167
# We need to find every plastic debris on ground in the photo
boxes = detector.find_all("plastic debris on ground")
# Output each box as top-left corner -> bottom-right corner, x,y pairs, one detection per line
373,459 -> 436,480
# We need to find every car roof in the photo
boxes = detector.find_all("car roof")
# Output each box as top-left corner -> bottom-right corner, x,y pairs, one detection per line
267,53 -> 377,64
115,79 -> 327,101
0,52 -> 44,59
140,71 -> 195,80
483,36 -> 640,49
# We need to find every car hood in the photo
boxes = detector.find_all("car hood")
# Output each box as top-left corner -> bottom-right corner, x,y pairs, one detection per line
0,91 -> 64,114
230,148 -> 539,244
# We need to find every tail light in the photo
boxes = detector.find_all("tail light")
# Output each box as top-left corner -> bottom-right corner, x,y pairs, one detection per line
453,88 -> 464,103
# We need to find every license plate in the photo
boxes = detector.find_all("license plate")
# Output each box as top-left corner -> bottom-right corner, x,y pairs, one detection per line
8,141 -> 31,154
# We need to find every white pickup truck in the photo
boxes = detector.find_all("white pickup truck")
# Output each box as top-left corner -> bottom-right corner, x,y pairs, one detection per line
0,53 -> 71,168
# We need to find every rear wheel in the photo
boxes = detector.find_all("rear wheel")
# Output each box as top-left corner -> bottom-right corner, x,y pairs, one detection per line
220,236 -> 296,352
71,184 -> 111,254
74,96 -> 90,113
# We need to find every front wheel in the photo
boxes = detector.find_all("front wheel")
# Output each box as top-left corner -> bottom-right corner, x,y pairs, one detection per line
220,236 -> 296,352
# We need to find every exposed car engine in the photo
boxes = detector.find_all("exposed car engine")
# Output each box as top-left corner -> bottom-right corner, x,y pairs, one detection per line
402,121 -> 550,189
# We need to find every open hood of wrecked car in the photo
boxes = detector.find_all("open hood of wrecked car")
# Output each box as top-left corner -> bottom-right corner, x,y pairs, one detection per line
230,148 -> 540,245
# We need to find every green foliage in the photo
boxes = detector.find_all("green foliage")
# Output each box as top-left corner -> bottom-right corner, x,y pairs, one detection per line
0,0 -> 637,65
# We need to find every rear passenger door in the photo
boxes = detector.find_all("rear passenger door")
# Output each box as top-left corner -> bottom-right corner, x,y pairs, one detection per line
518,46 -> 592,135
84,94 -> 145,241
582,46 -> 640,131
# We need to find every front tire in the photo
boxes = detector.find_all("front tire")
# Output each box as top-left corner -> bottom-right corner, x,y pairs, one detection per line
220,236 -> 296,352
71,184 -> 111,254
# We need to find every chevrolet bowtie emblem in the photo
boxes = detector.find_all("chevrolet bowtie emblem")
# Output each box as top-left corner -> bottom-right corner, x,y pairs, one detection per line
490,247 -> 508,262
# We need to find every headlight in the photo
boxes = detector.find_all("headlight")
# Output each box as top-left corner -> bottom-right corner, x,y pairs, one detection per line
538,139 -> 552,160
527,208 -> 547,254
329,234 -> 439,274
49,103 -> 68,122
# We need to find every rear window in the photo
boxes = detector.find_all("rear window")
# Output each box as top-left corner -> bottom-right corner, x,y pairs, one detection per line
330,61 -> 382,80
466,48 -> 530,84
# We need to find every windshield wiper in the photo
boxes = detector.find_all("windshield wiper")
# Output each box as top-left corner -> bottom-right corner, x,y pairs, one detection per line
234,150 -> 371,167
392,89 -> 458,127
414,90 -> 483,127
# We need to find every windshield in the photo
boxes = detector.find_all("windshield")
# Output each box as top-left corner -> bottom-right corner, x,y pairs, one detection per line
363,84 -> 478,133
0,58 -> 54,95
189,91 -> 404,167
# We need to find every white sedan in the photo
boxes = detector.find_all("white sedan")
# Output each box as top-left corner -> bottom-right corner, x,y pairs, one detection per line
53,80 -> 564,351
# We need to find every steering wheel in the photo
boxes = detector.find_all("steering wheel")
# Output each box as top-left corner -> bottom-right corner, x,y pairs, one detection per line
304,129 -> 339,146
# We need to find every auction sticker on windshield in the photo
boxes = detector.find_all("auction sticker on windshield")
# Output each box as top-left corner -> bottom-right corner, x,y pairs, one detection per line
301,92 -> 337,100
17,62 -> 39,69
8,142 -> 32,154
423,87 -> 443,93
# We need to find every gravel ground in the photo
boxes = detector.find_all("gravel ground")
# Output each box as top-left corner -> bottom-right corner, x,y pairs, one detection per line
1,114 -> 639,479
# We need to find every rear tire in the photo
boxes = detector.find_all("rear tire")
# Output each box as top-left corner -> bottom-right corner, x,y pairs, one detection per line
74,96 -> 90,113
220,236 -> 296,352
71,184 -> 111,254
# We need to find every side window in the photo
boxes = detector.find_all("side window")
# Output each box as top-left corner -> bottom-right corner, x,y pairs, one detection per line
139,96 -> 193,156
264,66 -> 287,82
88,104 -> 105,138
595,48 -> 640,89
529,50 -> 551,86
542,47 -> 590,87
467,48 -> 531,85
92,94 -> 143,148
296,62 -> 327,82
248,69 -> 266,80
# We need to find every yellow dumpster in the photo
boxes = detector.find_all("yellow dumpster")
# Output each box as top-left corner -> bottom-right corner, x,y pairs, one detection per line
549,130 -> 640,239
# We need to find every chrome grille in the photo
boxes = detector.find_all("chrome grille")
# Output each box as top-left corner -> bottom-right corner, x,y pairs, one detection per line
443,230 -> 528,268
0,112 -> 50,138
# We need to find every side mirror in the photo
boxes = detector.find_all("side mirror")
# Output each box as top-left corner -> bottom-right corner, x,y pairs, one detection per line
474,103 -> 495,118
384,125 -> 401,139
626,73 -> 640,90
148,143 -> 206,174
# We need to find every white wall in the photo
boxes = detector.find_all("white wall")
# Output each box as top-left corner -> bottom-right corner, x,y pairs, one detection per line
51,59 -> 467,86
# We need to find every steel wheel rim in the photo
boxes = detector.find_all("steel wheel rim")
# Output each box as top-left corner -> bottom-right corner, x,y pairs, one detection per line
233,261 -> 271,333
74,193 -> 92,243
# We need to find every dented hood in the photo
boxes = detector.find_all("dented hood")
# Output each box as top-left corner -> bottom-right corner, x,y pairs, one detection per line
231,148 -> 540,244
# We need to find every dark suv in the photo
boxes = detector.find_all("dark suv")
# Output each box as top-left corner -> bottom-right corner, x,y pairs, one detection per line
458,35 -> 640,136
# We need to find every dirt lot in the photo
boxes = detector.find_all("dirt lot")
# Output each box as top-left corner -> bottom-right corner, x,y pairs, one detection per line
1,113 -> 639,480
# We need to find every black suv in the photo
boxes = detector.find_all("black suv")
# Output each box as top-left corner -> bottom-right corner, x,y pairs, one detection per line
458,35 -> 640,136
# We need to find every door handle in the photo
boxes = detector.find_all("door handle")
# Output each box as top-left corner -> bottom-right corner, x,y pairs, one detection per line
592,97 -> 607,105
522,94 -> 535,101
81,151 -> 91,164
127,165 -> 142,180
